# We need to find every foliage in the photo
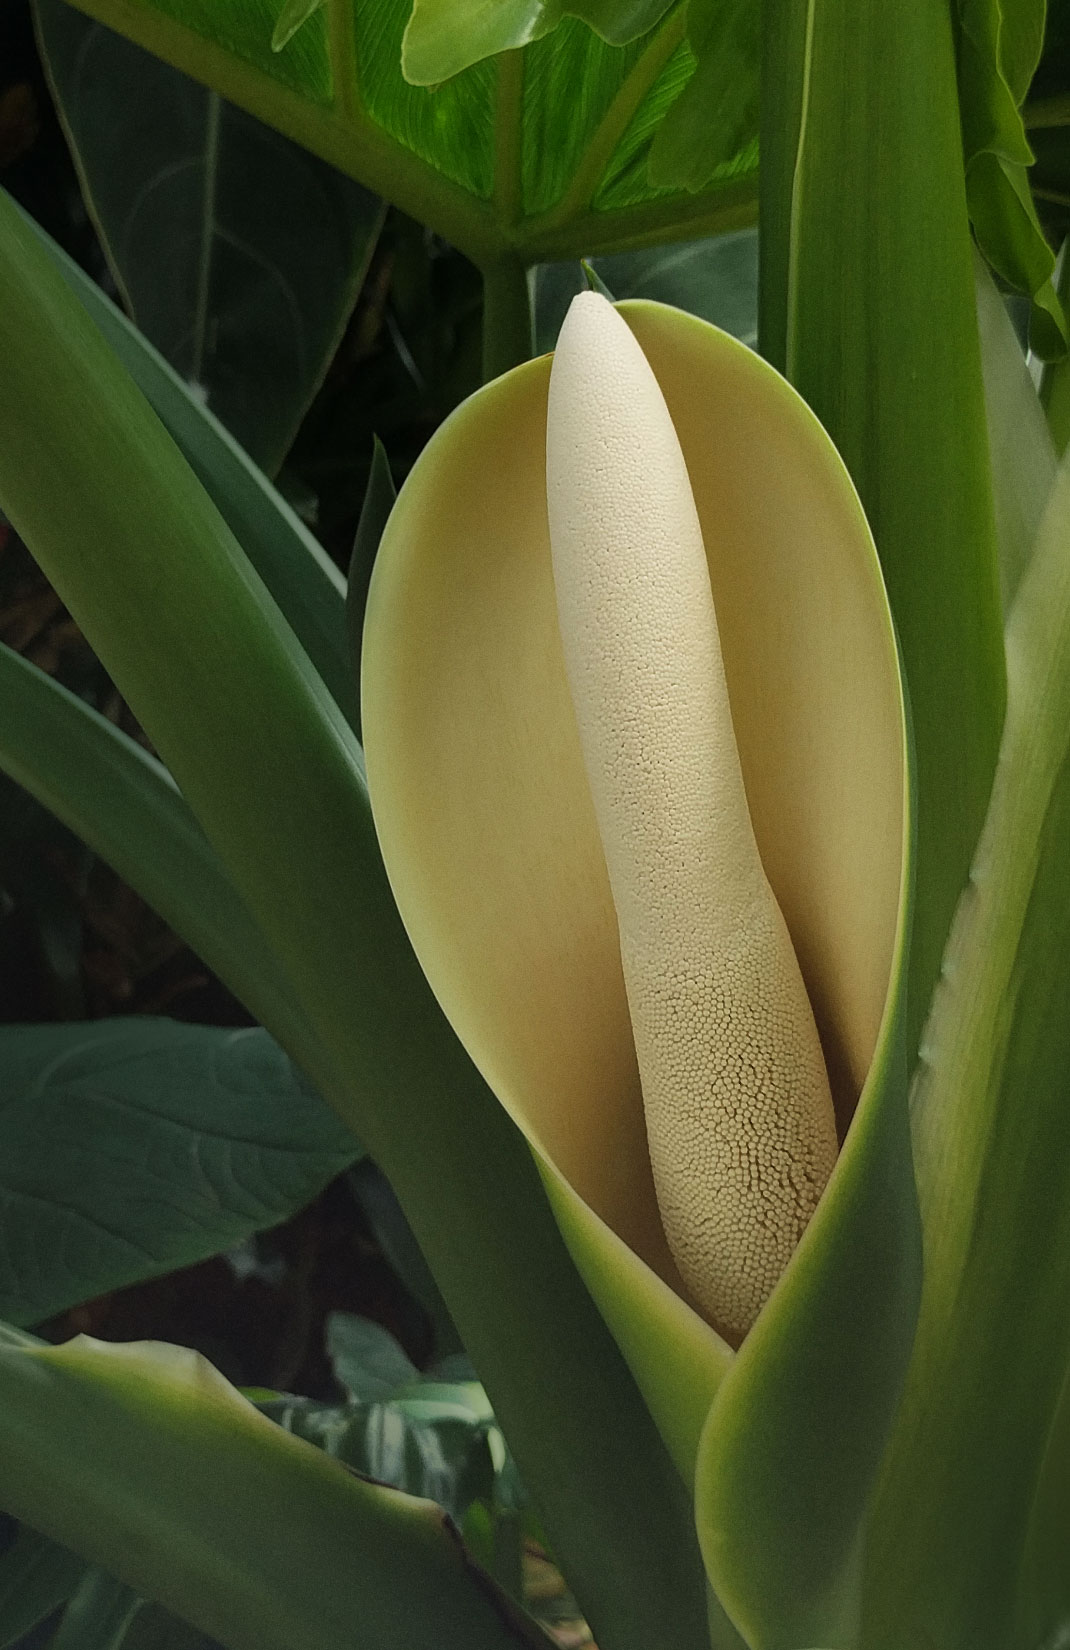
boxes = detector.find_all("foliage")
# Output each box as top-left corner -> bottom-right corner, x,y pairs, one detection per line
0,1 -> 1068,1649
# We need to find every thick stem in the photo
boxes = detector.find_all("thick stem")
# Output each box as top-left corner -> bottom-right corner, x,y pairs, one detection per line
480,257 -> 533,383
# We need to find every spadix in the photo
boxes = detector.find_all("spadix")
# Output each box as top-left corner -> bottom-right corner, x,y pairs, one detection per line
546,293 -> 838,1340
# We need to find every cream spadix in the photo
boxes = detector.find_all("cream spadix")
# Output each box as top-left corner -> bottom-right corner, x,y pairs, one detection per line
546,292 -> 838,1341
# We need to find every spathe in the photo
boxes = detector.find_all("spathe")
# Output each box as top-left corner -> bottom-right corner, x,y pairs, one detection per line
361,300 -> 914,1508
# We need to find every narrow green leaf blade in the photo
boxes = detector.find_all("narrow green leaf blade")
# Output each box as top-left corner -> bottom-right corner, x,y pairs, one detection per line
17,205 -> 356,728
975,247 -> 1057,609
347,436 -> 396,738
0,1018 -> 360,1327
763,0 -> 1007,1060
0,1330 -> 550,1650
862,452 -> 1070,1650
0,644 -> 330,1093
0,185 -> 711,1650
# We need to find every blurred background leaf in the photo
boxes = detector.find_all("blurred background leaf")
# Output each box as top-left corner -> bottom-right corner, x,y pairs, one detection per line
34,0 -> 385,474
532,225 -> 757,351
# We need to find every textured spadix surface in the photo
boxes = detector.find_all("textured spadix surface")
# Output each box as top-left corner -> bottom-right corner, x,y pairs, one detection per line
546,292 -> 838,1342
362,299 -> 919,1642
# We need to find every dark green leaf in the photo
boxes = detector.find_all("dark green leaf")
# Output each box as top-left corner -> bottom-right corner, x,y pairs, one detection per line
0,644 -> 334,1099
36,0 -> 384,472
975,246 -> 1057,608
325,1312 -> 418,1400
51,1571 -> 142,1650
348,1160 -> 463,1360
0,1018 -> 360,1326
533,227 -> 757,351
0,1525 -> 86,1650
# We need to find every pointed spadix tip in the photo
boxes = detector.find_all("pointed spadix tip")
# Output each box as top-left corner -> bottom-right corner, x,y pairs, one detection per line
555,289 -> 634,369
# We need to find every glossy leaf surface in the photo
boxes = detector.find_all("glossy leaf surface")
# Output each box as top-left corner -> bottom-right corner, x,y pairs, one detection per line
36,0 -> 385,473
0,1018 -> 359,1327
53,0 -> 757,262
361,298 -> 917,1646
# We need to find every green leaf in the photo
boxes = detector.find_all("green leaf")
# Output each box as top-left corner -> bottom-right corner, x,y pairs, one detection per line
861,456 -> 1070,1650
1041,238 -> 1070,453
956,0 -> 1066,357
325,1312 -> 419,1399
51,0 -> 755,263
0,1018 -> 360,1327
271,0 -> 326,52
762,0 -> 1008,1064
51,1571 -> 143,1650
647,0 -> 758,192
263,1315 -> 502,1521
0,185 -> 711,1650
16,205 -> 356,728
975,246 -> 1057,608
694,770 -> 918,1648
400,0 -> 676,84
0,1329 -> 551,1650
348,1159 -> 463,1358
35,1 -> 385,475
0,1525 -> 87,1650
347,435 -> 396,739
0,644 -> 335,1099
